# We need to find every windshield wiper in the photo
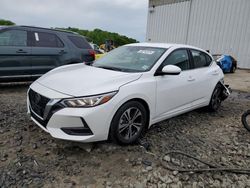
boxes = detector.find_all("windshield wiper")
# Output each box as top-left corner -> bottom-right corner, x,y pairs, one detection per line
96,66 -> 125,72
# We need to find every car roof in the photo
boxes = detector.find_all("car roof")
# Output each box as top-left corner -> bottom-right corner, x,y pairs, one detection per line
126,42 -> 207,52
0,25 -> 78,35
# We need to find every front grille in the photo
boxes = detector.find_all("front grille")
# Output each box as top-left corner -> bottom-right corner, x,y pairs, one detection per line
30,109 -> 47,128
29,89 -> 64,128
29,89 -> 50,119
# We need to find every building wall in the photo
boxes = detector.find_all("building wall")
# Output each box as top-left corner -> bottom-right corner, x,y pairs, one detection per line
146,0 -> 250,69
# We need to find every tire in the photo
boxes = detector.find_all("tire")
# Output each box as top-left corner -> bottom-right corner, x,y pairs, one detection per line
230,65 -> 236,73
110,101 -> 147,145
242,110 -> 250,132
208,84 -> 222,112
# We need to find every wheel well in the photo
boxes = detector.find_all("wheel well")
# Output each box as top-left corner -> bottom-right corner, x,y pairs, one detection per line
108,98 -> 151,141
209,82 -> 222,100
214,81 -> 225,99
125,98 -> 150,129
217,81 -> 223,87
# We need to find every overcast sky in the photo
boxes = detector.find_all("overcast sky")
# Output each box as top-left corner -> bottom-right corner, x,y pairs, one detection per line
0,0 -> 148,41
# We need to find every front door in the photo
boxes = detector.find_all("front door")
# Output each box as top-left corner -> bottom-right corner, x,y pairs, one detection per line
0,29 -> 32,78
155,49 -> 197,119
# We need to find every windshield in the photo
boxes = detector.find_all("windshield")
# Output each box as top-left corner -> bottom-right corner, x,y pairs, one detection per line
93,46 -> 166,72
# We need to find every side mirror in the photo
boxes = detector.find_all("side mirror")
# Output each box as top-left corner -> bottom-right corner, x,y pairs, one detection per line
161,65 -> 181,75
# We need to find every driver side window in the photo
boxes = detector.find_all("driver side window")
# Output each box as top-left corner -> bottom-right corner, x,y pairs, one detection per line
0,29 -> 27,46
162,49 -> 190,71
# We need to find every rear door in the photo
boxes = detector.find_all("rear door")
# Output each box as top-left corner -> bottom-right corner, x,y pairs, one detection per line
187,49 -> 218,106
0,28 -> 32,78
30,30 -> 67,76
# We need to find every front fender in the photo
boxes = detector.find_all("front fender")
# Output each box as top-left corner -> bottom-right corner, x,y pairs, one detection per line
109,79 -> 156,127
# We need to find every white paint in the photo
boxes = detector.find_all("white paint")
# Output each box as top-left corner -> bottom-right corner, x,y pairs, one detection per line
34,32 -> 39,41
28,43 -> 224,142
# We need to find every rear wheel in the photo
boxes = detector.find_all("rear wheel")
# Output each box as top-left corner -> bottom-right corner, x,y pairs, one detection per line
242,110 -> 250,132
208,84 -> 222,111
110,101 -> 147,145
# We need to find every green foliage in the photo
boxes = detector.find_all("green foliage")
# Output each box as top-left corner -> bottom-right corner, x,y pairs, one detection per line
0,19 -> 137,46
57,27 -> 138,47
0,19 -> 15,26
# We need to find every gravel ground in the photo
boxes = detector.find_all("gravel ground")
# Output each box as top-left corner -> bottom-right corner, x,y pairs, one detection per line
0,71 -> 250,188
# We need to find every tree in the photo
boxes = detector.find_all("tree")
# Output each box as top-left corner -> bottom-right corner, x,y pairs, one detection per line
57,27 -> 138,47
0,19 -> 138,46
0,19 -> 15,26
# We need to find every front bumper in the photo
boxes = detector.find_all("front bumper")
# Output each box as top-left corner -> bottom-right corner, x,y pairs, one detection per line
27,82 -> 115,142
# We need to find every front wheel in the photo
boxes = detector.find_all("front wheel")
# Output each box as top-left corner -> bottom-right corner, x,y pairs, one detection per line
242,110 -> 250,132
208,84 -> 222,112
110,101 -> 147,145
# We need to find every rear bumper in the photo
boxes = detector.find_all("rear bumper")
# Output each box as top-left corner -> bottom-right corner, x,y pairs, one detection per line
219,80 -> 231,101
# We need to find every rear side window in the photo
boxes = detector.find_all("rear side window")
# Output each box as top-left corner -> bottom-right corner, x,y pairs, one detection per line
162,49 -> 190,71
205,54 -> 212,65
191,50 -> 210,68
68,36 -> 91,49
33,32 -> 64,48
0,29 -> 27,46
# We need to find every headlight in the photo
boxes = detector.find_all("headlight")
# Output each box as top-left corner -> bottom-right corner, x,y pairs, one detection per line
61,91 -> 117,108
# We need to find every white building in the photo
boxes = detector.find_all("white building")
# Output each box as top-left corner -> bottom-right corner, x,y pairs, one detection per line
146,0 -> 250,69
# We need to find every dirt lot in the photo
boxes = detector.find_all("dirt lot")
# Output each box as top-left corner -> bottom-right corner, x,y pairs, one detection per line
224,69 -> 250,93
0,70 -> 250,188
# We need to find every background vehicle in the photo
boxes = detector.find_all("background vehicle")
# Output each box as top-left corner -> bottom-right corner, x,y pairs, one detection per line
212,54 -> 237,73
90,43 -> 105,60
94,50 -> 105,60
27,43 -> 229,145
100,39 -> 116,52
90,43 -> 104,54
242,110 -> 250,131
0,26 -> 95,82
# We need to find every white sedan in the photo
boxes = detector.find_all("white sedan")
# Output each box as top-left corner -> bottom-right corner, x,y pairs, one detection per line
27,43 -> 230,144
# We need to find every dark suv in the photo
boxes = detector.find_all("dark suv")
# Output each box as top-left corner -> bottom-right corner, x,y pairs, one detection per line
0,26 -> 95,82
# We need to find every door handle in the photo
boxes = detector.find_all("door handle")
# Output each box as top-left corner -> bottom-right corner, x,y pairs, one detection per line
187,76 -> 195,81
16,49 -> 27,54
59,50 -> 67,55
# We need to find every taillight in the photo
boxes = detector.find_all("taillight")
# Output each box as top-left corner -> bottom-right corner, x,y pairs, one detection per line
88,49 -> 95,60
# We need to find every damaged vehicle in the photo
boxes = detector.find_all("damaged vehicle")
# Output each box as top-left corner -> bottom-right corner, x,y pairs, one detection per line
27,43 -> 230,145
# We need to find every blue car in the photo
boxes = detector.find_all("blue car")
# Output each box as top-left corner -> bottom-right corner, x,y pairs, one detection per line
212,54 -> 237,73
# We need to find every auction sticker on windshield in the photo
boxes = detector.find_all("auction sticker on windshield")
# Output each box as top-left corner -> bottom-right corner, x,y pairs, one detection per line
137,50 -> 155,55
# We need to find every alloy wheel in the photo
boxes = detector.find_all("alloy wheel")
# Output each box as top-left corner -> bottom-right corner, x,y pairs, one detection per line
118,107 -> 142,140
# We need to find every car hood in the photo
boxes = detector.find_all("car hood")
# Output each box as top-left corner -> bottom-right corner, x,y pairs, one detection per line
36,64 -> 142,97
